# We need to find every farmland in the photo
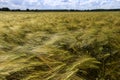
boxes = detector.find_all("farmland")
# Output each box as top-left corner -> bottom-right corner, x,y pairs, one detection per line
0,12 -> 120,80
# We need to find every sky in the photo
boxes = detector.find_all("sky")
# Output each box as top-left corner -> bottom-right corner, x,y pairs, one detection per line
0,0 -> 120,10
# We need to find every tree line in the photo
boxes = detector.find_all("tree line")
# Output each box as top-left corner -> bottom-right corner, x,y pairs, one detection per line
0,7 -> 120,12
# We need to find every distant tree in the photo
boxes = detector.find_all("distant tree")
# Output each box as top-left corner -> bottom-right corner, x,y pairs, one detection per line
35,9 -> 39,12
15,9 -> 21,11
26,8 -> 30,11
1,7 -> 10,11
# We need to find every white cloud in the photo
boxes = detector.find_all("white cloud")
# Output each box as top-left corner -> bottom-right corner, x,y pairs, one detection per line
28,0 -> 38,3
0,0 -> 120,9
1,0 -> 8,1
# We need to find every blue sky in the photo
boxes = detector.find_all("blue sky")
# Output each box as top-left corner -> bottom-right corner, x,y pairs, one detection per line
0,0 -> 120,10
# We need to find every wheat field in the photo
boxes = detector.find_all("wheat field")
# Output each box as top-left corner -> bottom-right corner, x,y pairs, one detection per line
0,12 -> 120,80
